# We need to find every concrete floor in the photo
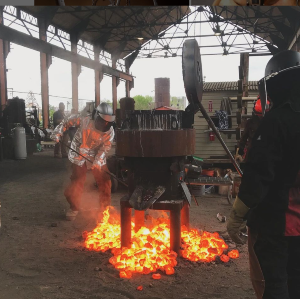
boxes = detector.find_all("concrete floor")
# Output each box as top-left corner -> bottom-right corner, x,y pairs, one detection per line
0,149 -> 254,299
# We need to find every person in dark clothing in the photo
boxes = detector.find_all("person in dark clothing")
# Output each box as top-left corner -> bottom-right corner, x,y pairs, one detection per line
227,50 -> 300,299
53,102 -> 68,158
68,108 -> 78,142
237,96 -> 270,162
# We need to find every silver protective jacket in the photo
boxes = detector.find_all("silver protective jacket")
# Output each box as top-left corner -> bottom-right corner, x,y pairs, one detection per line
51,114 -> 114,169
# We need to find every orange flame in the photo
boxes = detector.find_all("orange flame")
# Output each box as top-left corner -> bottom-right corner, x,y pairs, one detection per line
228,249 -> 239,259
84,207 -> 239,278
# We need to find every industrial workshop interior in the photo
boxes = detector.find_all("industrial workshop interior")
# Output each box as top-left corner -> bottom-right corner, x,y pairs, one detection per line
1,1 -> 300,299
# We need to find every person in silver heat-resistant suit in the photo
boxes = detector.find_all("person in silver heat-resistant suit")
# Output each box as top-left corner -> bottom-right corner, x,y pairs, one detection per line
51,103 -> 115,221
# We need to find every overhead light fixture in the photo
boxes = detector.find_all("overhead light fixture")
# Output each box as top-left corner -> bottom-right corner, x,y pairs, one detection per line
213,25 -> 223,36
137,37 -> 144,40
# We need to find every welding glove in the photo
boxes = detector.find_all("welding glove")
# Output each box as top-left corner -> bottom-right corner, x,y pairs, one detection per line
227,196 -> 250,245
91,160 -> 102,171
50,133 -> 62,144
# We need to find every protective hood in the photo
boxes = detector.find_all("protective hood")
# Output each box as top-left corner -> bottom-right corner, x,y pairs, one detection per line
258,50 -> 300,114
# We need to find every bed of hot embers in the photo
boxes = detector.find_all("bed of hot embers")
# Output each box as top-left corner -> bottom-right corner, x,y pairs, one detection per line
83,207 -> 239,279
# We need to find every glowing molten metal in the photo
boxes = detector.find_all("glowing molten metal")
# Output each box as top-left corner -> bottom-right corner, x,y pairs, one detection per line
83,208 -> 239,278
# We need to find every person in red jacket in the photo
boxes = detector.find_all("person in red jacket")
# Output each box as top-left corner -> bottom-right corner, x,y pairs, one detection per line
227,50 -> 300,298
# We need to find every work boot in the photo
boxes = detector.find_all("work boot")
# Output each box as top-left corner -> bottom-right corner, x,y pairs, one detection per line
66,209 -> 79,221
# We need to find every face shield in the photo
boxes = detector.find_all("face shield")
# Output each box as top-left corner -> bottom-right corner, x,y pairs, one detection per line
94,115 -> 113,132
257,77 -> 268,116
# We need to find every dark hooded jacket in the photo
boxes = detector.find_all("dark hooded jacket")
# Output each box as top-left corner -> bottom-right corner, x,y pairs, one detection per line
238,84 -> 300,236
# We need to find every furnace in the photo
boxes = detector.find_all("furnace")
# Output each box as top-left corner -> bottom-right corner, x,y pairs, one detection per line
116,39 -> 204,255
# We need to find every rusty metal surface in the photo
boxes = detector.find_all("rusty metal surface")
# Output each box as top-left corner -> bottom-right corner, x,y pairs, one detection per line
119,97 -> 135,126
116,129 -> 195,157
123,110 -> 183,130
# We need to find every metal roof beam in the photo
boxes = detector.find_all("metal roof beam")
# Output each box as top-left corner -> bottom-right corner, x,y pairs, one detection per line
35,7 -> 59,28
0,23 -> 133,81
111,41 -> 127,61
125,49 -> 139,69
69,16 -> 93,44
288,28 -> 300,50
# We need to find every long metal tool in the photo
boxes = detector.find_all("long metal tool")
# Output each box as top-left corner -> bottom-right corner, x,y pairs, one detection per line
198,103 -> 243,176
182,39 -> 243,177
60,141 -> 128,187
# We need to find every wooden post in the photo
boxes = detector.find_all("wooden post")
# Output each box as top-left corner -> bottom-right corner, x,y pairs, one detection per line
125,67 -> 130,97
94,47 -> 101,107
240,53 -> 249,97
39,19 -> 50,128
112,58 -> 118,113
71,36 -> 79,112
0,7 -> 8,114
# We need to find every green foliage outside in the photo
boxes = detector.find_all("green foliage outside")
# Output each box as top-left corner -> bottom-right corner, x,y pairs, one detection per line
132,95 -> 154,110
49,105 -> 56,120
171,96 -> 185,110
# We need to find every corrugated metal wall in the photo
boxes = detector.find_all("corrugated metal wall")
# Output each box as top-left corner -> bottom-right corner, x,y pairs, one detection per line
194,90 -> 258,159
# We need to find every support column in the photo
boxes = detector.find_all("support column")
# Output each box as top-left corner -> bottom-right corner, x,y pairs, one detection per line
181,201 -> 190,230
94,47 -> 102,107
135,210 -> 145,232
0,7 -> 9,115
125,67 -> 130,97
240,53 -> 249,97
39,19 -> 50,129
112,58 -> 118,113
121,200 -> 132,249
170,204 -> 181,255
71,36 -> 79,112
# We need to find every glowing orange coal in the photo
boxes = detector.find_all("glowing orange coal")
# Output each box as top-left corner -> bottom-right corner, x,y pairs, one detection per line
83,207 -> 239,278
